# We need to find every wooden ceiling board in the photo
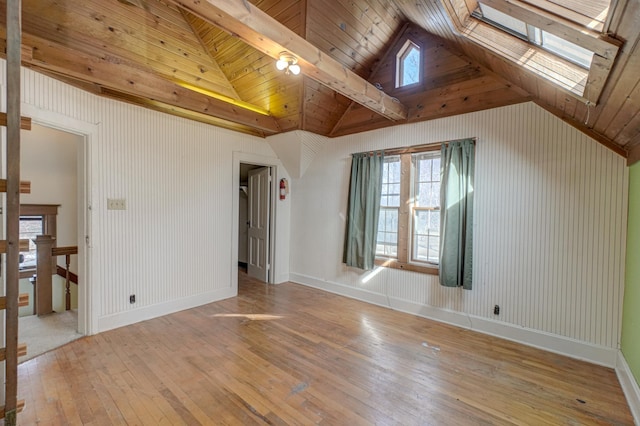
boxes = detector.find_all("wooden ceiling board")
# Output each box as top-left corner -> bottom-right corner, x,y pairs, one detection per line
322,0 -> 400,50
8,0 -> 240,100
43,0 -> 235,83
250,0 -> 305,34
305,0 -> 404,75
393,0 -> 460,41
302,80 -> 352,135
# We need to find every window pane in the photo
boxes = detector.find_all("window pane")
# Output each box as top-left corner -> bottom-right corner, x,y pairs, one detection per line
429,211 -> 440,235
412,152 -> 441,264
479,4 -> 527,36
419,159 -> 431,181
541,31 -> 593,68
19,216 -> 43,269
402,46 -> 420,86
431,158 -> 441,180
388,158 -> 401,182
376,207 -> 398,257
428,237 -> 440,263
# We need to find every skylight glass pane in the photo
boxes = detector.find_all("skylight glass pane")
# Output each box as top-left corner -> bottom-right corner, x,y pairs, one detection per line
479,4 -> 528,36
402,46 -> 420,86
541,31 -> 593,68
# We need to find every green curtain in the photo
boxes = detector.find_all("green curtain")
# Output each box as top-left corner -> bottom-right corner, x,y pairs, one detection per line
439,139 -> 474,289
343,152 -> 384,270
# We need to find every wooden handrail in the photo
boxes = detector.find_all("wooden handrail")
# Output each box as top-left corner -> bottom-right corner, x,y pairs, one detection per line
51,246 -> 78,257
55,266 -> 78,285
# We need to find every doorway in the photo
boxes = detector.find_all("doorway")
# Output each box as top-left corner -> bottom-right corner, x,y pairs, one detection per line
238,162 -> 274,284
17,123 -> 84,361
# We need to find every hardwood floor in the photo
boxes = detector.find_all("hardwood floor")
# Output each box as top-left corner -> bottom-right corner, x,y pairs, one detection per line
9,271 -> 634,425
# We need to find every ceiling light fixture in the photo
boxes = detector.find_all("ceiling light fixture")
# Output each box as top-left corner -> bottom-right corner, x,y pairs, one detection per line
275,52 -> 301,75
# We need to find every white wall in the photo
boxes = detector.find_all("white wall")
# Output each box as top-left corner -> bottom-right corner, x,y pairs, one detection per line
289,102 -> 628,366
2,62 -> 290,333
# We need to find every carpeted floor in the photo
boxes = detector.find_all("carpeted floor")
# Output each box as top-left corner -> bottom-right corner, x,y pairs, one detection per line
18,310 -> 83,363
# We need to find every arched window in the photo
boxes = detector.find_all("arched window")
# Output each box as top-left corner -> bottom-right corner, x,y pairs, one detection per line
396,40 -> 421,88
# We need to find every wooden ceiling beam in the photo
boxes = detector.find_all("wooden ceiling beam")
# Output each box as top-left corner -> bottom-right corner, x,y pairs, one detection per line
167,0 -> 408,122
12,33 -> 280,134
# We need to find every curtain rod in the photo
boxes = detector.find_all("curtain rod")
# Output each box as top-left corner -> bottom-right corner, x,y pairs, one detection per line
353,137 -> 476,157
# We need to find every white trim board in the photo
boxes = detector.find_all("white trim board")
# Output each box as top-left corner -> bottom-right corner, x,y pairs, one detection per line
289,273 -> 619,368
97,286 -> 236,333
617,351 -> 640,425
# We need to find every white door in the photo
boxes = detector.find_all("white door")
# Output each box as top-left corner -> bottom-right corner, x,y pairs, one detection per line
247,167 -> 270,282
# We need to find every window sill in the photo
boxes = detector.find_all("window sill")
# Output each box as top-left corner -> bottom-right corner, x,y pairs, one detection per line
374,258 -> 439,276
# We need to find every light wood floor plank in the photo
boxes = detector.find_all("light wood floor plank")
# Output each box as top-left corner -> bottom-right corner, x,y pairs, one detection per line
6,270 -> 634,425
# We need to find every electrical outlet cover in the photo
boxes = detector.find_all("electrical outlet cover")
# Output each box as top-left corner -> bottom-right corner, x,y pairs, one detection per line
107,198 -> 126,210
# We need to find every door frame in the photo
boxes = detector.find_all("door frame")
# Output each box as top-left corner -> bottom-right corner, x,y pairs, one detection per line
231,152 -> 282,291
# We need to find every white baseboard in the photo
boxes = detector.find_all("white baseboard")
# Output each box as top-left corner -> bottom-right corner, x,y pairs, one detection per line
97,286 -> 237,333
289,273 -> 618,368
617,351 -> 640,425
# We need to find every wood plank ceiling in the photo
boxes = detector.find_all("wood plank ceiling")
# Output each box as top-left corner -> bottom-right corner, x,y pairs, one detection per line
0,0 -> 638,162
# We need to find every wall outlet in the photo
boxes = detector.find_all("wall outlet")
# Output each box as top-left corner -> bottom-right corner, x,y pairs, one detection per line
129,294 -> 136,304
494,305 -> 500,315
107,198 -> 126,210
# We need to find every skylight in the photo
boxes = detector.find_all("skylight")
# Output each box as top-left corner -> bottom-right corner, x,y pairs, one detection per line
476,3 -> 594,69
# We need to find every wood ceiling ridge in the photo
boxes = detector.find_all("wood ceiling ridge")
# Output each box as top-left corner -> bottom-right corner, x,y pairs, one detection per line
179,8 -> 241,100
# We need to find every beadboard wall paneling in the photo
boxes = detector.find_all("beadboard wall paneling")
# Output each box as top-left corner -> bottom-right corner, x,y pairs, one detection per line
5,63 -> 287,333
290,102 -> 628,352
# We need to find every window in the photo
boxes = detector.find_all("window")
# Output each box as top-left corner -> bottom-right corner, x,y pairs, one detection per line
475,3 -> 594,69
18,204 -> 59,278
396,40 -> 421,88
19,216 -> 43,270
375,148 -> 440,274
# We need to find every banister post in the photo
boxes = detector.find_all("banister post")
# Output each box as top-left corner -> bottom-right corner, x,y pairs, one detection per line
34,235 -> 55,316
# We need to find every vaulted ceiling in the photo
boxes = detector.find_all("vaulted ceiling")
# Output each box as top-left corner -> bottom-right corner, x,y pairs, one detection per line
1,0 -> 639,163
